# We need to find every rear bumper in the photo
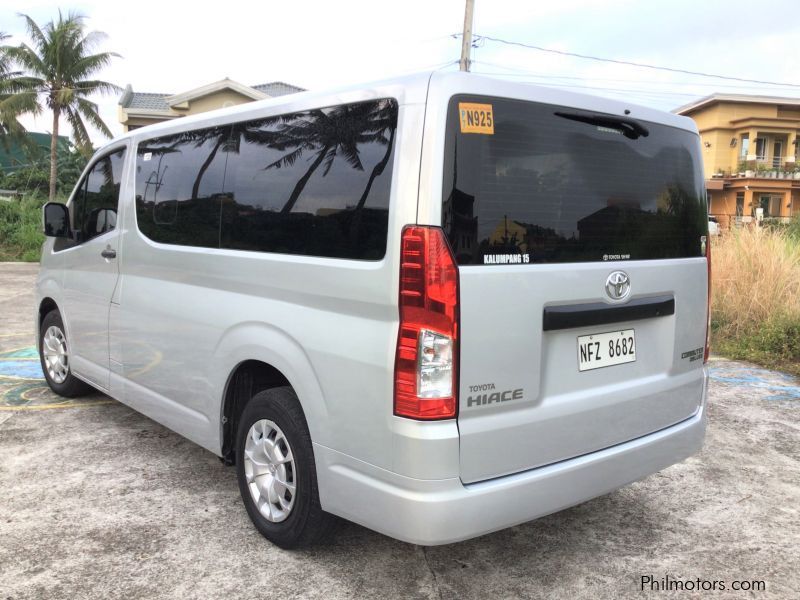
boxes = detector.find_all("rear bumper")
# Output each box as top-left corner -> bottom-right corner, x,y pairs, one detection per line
316,375 -> 707,545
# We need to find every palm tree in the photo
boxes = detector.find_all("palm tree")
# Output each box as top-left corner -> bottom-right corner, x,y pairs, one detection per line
5,12 -> 119,200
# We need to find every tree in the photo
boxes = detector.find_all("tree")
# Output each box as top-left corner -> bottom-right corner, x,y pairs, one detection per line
5,12 -> 119,200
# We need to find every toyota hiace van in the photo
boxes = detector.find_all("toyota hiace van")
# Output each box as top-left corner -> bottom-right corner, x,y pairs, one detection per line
37,72 -> 709,547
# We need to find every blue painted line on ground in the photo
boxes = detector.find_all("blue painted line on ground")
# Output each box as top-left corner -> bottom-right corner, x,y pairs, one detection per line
0,346 -> 44,380
708,366 -> 800,401
4,347 -> 39,359
0,359 -> 44,380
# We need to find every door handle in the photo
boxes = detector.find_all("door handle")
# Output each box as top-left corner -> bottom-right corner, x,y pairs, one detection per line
101,246 -> 117,259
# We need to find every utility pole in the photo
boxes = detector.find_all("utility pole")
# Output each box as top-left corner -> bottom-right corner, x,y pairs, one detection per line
459,0 -> 475,72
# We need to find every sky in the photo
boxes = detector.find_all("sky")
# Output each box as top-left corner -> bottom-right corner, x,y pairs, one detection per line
2,0 -> 799,147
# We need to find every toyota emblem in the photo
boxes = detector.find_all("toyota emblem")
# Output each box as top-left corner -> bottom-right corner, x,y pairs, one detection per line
605,271 -> 631,301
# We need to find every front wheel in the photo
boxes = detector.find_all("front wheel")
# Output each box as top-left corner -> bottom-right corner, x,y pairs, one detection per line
236,387 -> 334,548
38,309 -> 91,397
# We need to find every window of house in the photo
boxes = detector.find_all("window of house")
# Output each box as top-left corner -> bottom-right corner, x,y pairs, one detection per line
773,141 -> 783,168
770,195 -> 783,217
740,134 -> 749,159
755,137 -> 766,159
758,194 -> 783,218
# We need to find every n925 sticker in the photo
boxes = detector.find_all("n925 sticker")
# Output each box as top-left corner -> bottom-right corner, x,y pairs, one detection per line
459,103 -> 494,134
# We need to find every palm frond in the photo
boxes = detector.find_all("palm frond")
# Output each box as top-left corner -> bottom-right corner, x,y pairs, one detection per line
264,147 -> 304,170
3,44 -> 47,78
0,90 -> 41,116
64,105 -> 92,150
77,30 -> 109,53
75,78 -> 121,96
0,75 -> 43,94
339,141 -> 364,171
76,96 -> 112,139
70,51 -> 120,80
18,14 -> 49,56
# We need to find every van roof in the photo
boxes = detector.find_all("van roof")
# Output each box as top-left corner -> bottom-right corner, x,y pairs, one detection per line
105,71 -> 697,152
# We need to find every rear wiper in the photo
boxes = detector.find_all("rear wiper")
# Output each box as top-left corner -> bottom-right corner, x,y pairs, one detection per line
554,111 -> 650,140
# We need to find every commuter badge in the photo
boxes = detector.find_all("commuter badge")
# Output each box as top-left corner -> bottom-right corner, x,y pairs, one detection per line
459,103 -> 494,134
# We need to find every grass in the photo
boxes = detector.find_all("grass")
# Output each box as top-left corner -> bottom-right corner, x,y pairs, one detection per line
711,225 -> 800,375
0,194 -> 47,262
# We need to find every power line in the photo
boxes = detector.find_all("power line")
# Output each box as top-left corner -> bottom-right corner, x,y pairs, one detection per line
471,70 -> 791,98
472,60 -> 800,91
458,34 -> 800,88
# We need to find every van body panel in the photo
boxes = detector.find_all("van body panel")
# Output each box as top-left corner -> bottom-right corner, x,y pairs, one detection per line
457,259 -> 707,483
60,234 -> 118,391
316,397 -> 706,545
109,84 -> 426,469
56,142 -> 130,390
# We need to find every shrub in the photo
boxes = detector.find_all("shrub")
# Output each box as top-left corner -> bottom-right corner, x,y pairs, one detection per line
0,193 -> 47,261
711,225 -> 800,373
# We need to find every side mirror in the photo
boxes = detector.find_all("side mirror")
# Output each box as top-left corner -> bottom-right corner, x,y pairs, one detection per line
42,202 -> 70,238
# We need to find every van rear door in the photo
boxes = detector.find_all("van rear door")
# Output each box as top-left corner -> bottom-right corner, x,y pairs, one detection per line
441,96 -> 708,484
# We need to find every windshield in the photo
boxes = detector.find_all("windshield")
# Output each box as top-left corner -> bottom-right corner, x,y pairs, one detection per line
441,95 -> 707,265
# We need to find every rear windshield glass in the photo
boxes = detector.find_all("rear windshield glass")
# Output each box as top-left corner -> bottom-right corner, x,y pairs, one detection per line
442,95 -> 707,265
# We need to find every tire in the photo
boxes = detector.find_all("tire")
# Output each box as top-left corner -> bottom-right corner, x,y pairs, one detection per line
236,386 -> 334,548
38,309 -> 92,398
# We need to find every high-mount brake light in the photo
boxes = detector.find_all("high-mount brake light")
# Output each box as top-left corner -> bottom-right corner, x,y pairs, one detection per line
394,226 -> 459,420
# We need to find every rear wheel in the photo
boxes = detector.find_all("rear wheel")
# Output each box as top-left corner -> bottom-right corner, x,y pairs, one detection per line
38,309 -> 91,397
235,386 -> 334,548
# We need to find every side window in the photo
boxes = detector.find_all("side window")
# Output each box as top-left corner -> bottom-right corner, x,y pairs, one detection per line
68,178 -> 88,236
81,150 -> 125,242
135,126 -> 230,248
133,101 -> 397,258
63,149 -> 125,247
219,99 -> 397,259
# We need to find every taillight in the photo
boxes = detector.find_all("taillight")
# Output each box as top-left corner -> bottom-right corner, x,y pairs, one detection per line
704,236 -> 712,363
394,226 -> 459,420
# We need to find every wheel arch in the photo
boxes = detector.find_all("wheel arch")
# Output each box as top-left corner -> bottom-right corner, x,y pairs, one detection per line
37,297 -> 60,349
213,322 -> 329,463
220,359 -> 293,464
38,297 -> 59,325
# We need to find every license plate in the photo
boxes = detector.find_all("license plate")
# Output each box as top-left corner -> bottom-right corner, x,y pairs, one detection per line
577,329 -> 636,372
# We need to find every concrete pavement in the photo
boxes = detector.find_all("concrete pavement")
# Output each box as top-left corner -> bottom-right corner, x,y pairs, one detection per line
1,262 -> 798,599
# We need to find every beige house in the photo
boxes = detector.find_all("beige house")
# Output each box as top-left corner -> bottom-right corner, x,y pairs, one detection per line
675,93 -> 800,227
118,78 -> 304,132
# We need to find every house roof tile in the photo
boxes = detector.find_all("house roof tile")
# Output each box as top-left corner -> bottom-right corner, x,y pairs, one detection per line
123,92 -> 171,111
120,80 -> 304,114
251,81 -> 305,97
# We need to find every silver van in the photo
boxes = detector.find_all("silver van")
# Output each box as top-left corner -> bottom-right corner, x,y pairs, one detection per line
37,72 -> 709,547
